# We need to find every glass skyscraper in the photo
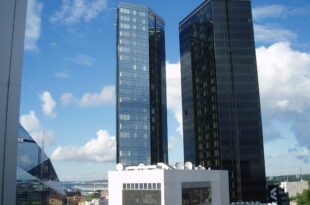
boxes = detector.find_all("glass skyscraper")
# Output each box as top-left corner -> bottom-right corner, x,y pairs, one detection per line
116,2 -> 168,167
16,126 -> 66,205
179,0 -> 266,202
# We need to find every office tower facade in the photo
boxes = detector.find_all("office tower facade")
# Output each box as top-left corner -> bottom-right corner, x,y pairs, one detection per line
0,0 -> 27,204
116,2 -> 168,167
179,0 -> 266,202
17,126 -> 66,205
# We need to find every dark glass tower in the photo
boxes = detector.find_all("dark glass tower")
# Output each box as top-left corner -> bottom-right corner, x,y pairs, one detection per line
179,0 -> 266,202
116,2 -> 168,167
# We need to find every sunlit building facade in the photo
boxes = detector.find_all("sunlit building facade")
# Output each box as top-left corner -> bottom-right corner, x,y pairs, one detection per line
179,0 -> 266,202
116,2 -> 168,166
16,126 -> 66,205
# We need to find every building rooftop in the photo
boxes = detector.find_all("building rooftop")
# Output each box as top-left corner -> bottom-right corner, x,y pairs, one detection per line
115,162 -> 210,171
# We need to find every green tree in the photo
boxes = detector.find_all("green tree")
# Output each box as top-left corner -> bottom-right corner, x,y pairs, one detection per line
296,189 -> 310,205
85,193 -> 100,202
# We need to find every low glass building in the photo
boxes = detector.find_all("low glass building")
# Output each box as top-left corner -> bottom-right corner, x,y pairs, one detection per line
16,126 -> 66,205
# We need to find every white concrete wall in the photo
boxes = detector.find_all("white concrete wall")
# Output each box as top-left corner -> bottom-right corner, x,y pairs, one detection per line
109,169 -> 229,205
0,0 -> 27,204
108,170 -> 164,205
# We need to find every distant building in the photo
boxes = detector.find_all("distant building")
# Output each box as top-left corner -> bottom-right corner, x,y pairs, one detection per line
100,190 -> 108,198
290,200 -> 297,205
179,0 -> 266,202
66,180 -> 108,196
280,181 -> 309,197
109,163 -> 229,205
16,126 -> 66,205
66,195 -> 85,205
116,2 -> 168,167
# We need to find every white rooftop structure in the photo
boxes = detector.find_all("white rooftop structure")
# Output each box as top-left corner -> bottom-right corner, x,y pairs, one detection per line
109,162 -> 229,205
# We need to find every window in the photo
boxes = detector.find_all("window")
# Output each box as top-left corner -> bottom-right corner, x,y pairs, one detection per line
120,8 -> 130,14
206,151 -> 210,158
120,132 -> 130,138
120,23 -> 130,29
119,31 -> 130,37
119,46 -> 130,52
157,183 -> 161,189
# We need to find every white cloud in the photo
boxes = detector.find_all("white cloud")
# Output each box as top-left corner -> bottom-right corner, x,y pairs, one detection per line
20,110 -> 55,146
256,42 -> 310,161
60,93 -> 75,106
65,54 -> 96,66
25,0 -> 43,50
254,25 -> 297,44
54,72 -> 72,79
79,86 -> 115,107
252,5 -> 310,21
51,130 -> 115,162
59,86 -> 115,107
20,110 -> 41,131
257,42 -> 310,114
50,0 -> 108,24
265,154 -> 284,159
166,62 -> 183,136
39,91 -> 57,117
168,136 -> 181,151
252,5 -> 286,21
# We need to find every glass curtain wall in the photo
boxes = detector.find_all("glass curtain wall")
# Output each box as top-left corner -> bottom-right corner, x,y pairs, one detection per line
116,2 -> 168,167
179,0 -> 266,202
16,126 -> 66,205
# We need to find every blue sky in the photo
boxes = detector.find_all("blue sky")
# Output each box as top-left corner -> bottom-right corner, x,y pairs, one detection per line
20,0 -> 310,181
